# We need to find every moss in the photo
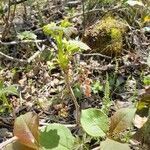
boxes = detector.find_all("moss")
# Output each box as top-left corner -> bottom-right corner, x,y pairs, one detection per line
82,15 -> 127,56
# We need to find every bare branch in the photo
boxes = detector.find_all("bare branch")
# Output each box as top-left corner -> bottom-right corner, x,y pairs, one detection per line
0,39 -> 47,46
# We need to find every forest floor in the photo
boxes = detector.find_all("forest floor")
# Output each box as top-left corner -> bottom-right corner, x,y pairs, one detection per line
0,0 -> 150,149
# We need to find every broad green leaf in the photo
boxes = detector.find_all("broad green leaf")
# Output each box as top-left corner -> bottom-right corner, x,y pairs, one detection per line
17,31 -> 37,40
100,138 -> 131,150
80,108 -> 109,137
109,108 -> 136,136
40,123 -> 75,150
13,112 -> 40,149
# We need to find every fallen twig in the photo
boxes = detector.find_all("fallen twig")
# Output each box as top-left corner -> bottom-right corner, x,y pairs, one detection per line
0,39 -> 47,45
0,51 -> 27,63
0,41 -> 46,63
39,123 -> 77,128
81,53 -> 112,59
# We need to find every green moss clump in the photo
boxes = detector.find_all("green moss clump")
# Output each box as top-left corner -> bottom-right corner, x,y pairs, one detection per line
82,16 -> 127,56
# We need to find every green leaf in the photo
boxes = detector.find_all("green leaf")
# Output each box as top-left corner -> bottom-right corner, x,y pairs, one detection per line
40,123 -> 75,150
0,85 -> 18,97
58,50 -> 69,70
60,19 -> 72,28
80,108 -> 109,137
109,108 -> 136,136
91,81 -> 103,94
143,75 -> 150,86
13,112 -> 40,149
100,138 -> 131,150
43,23 -> 64,36
67,40 -> 91,51
17,31 -> 37,40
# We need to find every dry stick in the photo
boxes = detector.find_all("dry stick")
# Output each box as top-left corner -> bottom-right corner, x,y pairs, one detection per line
0,136 -> 18,150
0,51 -> 27,63
2,0 -> 17,40
0,40 -> 46,63
39,123 -> 76,128
81,53 -> 111,59
0,39 -> 47,45
81,0 -> 86,32
64,71 -> 80,125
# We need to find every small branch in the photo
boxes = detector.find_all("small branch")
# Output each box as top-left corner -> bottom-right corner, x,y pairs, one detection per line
91,146 -> 100,150
0,41 -> 46,63
0,51 -> 27,63
69,4 -> 121,20
2,0 -> 17,40
64,71 -> 80,125
0,39 -> 47,45
0,136 -> 18,150
27,42 -> 46,63
39,123 -> 77,128
81,53 -> 111,59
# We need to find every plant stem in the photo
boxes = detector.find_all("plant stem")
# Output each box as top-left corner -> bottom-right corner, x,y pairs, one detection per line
64,70 -> 80,125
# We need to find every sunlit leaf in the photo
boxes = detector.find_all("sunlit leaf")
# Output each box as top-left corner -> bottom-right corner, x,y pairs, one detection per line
40,123 -> 75,150
126,0 -> 144,7
100,138 -> 131,150
109,108 -> 136,136
13,112 -> 40,149
67,40 -> 91,51
60,19 -> 72,27
80,108 -> 109,137
17,31 -> 37,40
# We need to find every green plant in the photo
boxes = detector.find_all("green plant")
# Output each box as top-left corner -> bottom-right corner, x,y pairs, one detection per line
17,31 -> 37,40
43,19 -> 90,124
0,81 -> 18,113
3,112 -> 75,150
80,107 -> 136,149
102,74 -> 112,115
91,80 -> 103,94
143,75 -> 150,86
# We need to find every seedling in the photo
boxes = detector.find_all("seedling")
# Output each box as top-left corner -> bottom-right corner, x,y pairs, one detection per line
43,19 -> 90,124
0,81 -> 18,113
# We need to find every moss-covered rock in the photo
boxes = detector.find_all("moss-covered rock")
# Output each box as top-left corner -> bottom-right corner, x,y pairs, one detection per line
82,15 -> 127,56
